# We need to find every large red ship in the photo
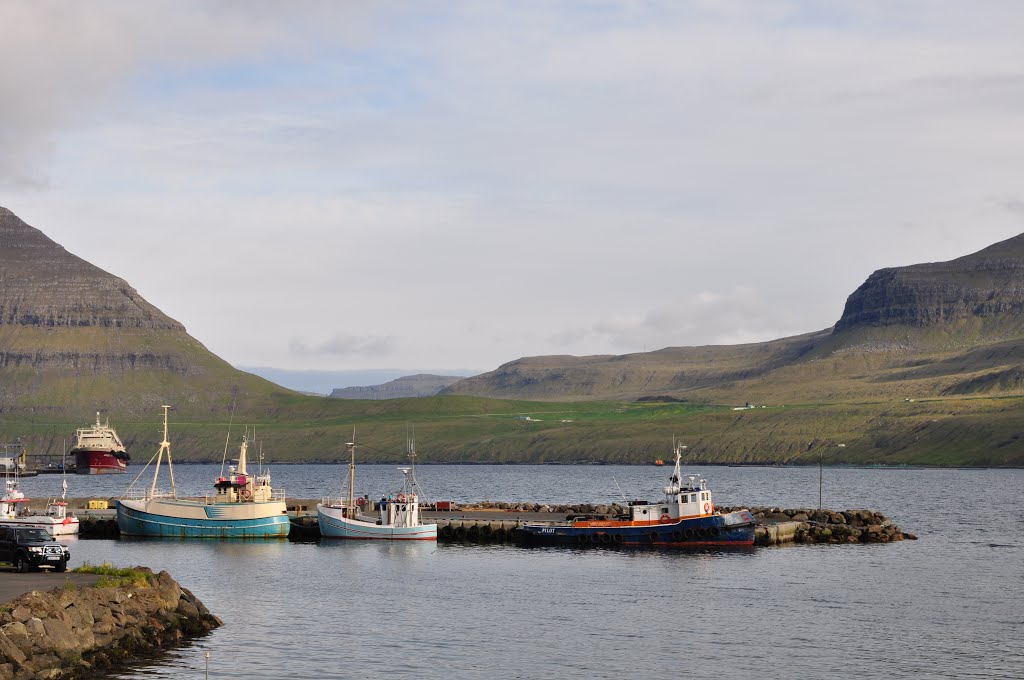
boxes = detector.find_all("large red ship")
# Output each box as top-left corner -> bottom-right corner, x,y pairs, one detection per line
69,413 -> 130,475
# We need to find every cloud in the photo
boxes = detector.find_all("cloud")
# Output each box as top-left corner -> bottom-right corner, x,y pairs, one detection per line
290,334 -> 397,359
548,286 -> 814,353
5,2 -> 1024,371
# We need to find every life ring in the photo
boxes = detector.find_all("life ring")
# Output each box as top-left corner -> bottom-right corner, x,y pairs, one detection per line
396,493 -> 406,503
62,518 -> 72,525
703,502 -> 710,513
660,513 -> 671,523
240,489 -> 252,500
356,497 -> 366,507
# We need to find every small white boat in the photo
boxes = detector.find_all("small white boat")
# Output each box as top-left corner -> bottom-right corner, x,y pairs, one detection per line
318,433 -> 437,541
116,406 -> 289,539
0,476 -> 80,536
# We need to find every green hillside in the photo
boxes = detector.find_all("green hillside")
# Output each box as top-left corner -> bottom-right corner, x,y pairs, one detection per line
5,392 -> 1023,467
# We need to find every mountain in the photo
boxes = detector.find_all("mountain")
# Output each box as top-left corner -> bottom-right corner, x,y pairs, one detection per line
0,206 -> 183,332
0,206 -> 289,421
329,374 -> 465,399
1,206 -> 1021,466
444,233 -> 1024,402
834,233 -> 1024,335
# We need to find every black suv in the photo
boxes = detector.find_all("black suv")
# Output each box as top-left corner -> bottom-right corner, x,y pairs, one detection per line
0,526 -> 71,572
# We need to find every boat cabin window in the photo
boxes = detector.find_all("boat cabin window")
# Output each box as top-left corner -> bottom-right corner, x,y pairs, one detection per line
661,507 -> 669,514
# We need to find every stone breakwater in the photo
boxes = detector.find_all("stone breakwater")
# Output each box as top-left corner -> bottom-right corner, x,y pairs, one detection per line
717,506 -> 919,545
0,569 -> 221,680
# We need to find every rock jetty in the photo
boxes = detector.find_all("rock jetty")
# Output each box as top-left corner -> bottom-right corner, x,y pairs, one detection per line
0,568 -> 221,680
719,506 -> 918,545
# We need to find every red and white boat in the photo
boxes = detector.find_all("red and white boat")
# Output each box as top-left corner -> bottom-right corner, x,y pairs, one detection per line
70,412 -> 130,474
0,477 -> 80,536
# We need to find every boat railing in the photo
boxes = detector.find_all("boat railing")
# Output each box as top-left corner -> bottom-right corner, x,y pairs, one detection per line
123,488 -> 175,500
321,496 -> 363,512
271,488 -> 286,501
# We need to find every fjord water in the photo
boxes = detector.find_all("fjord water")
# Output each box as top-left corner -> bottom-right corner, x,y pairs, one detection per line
21,465 -> 1023,679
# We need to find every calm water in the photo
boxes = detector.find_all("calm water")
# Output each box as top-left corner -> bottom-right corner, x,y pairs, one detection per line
18,465 -> 1024,680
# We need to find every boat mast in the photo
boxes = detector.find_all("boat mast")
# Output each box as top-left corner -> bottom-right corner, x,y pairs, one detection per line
407,424 -> 416,493
347,428 -> 356,515
150,405 -> 177,499
238,437 -> 249,475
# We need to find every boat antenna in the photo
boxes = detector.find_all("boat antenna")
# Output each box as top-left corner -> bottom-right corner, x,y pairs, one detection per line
219,393 -> 238,478
612,477 -> 629,504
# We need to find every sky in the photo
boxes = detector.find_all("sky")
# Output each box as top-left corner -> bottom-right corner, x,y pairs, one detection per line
3,1 -> 1024,388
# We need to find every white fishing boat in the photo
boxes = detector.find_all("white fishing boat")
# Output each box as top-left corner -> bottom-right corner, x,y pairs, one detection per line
318,433 -> 437,541
0,475 -> 80,536
116,406 -> 289,539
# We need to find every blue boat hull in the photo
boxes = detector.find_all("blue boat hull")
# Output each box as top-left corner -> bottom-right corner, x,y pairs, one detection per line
116,500 -> 290,539
516,511 -> 756,548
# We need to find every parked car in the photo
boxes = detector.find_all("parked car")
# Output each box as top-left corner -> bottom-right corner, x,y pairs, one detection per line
0,526 -> 71,572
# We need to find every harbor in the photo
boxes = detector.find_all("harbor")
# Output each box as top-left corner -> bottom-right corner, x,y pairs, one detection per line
61,499 -> 916,546
1,462 -> 1018,680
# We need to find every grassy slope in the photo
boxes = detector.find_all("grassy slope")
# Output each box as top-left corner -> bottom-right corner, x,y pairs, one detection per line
2,315 -> 1023,467
4,391 -> 1023,467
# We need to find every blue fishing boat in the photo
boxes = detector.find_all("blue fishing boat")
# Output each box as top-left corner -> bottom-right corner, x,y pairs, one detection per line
516,443 -> 755,548
116,406 -> 289,539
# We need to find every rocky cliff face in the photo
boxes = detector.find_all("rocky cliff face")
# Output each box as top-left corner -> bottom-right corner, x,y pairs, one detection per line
0,207 -> 279,421
833,233 -> 1024,333
0,207 -> 184,330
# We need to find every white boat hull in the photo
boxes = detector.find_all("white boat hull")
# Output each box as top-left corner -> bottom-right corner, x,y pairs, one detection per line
0,516 -> 80,536
318,505 -> 437,540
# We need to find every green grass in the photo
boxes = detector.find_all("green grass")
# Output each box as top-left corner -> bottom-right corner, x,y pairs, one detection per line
4,390 -> 1024,466
73,563 -> 151,588
3,320 -> 1024,466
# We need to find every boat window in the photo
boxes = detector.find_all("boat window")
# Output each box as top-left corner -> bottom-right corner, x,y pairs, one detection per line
661,508 -> 668,514
690,494 -> 697,503
641,509 -> 648,515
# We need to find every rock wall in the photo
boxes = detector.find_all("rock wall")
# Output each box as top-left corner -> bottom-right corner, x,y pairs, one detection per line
834,233 -> 1024,333
0,568 -> 221,680
0,208 -> 184,331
